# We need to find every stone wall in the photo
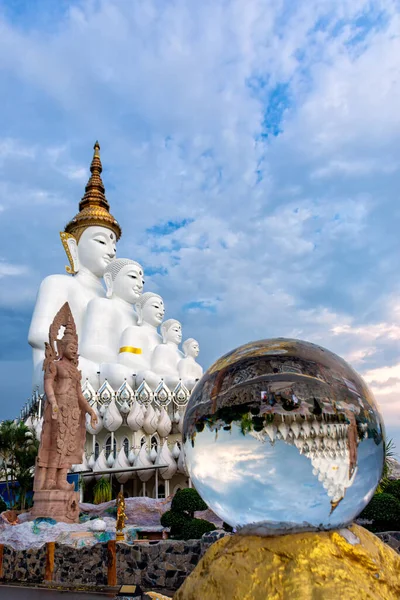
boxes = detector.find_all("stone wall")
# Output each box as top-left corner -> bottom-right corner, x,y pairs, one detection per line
0,538 -> 214,593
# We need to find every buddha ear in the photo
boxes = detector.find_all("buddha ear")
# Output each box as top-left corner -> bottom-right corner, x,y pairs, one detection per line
104,272 -> 113,299
60,232 -> 79,274
135,303 -> 143,325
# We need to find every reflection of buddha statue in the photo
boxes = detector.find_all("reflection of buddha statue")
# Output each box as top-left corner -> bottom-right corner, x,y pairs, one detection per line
28,142 -> 121,392
178,338 -> 203,391
80,258 -> 144,386
103,293 -> 165,389
136,319 -> 183,390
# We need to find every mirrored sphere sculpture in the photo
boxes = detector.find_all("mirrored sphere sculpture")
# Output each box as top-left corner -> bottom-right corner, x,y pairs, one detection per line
182,338 -> 385,535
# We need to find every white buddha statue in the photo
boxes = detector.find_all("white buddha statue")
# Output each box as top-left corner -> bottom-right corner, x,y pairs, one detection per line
178,338 -> 203,391
136,318 -> 183,390
80,258 -> 144,386
103,292 -> 165,389
28,142 -> 121,392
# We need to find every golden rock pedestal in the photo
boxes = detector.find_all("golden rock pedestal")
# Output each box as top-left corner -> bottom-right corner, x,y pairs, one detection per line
175,525 -> 400,600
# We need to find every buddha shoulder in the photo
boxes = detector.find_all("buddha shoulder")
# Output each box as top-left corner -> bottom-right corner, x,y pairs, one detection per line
37,273 -> 76,295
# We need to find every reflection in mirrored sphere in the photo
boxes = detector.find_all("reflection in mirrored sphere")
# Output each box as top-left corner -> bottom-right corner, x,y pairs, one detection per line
183,338 -> 385,534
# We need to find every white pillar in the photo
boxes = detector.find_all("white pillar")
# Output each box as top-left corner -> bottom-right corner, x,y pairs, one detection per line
155,469 -> 159,499
188,478 -> 192,488
142,482 -> 146,497
165,480 -> 170,498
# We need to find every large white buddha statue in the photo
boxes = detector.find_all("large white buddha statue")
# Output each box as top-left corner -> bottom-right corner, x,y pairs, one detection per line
80,258 -> 145,385
178,338 -> 203,391
136,318 -> 183,390
28,142 -> 121,391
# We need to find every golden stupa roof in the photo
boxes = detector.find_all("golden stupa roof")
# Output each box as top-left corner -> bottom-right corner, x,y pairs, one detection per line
64,141 -> 122,242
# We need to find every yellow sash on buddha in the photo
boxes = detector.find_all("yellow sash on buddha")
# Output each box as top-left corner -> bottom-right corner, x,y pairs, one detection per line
119,346 -> 142,354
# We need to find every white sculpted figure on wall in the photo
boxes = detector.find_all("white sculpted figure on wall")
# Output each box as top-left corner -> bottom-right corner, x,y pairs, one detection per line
80,258 -> 144,386
28,142 -> 121,391
178,338 -> 203,391
136,318 -> 183,390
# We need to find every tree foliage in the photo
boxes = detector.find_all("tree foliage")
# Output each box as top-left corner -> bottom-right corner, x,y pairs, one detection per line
0,420 -> 39,509
93,477 -> 112,504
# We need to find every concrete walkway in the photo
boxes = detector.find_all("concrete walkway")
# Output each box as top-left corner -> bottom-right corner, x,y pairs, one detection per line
0,586 -> 114,598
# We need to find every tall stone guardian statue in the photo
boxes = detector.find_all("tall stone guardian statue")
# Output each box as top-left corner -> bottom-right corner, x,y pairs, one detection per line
32,302 -> 98,523
28,142 -> 121,391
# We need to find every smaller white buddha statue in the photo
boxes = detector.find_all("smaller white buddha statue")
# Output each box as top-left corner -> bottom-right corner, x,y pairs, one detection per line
80,258 -> 144,385
178,338 -> 203,391
100,292 -> 165,389
136,318 -> 183,390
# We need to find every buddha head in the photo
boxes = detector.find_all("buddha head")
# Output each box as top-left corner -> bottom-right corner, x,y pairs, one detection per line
60,142 -> 121,277
104,258 -> 144,304
136,292 -> 165,327
183,338 -> 200,358
161,319 -> 182,345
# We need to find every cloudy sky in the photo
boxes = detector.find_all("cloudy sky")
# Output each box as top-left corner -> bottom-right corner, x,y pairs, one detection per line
0,1 -> 399,449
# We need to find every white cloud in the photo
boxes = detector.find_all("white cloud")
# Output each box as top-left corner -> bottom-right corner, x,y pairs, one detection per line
0,0 -> 399,438
0,260 -> 28,278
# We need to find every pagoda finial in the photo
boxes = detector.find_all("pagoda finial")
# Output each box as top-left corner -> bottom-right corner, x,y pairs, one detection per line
63,141 -> 122,244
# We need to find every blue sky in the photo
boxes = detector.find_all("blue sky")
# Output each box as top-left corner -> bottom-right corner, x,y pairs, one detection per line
0,0 -> 399,450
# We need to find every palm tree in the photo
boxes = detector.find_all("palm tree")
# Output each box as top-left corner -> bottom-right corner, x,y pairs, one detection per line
376,438 -> 396,493
0,420 -> 39,509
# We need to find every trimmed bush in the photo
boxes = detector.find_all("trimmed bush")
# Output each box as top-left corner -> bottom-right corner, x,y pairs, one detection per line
161,511 -> 190,537
171,488 -> 208,517
163,488 -> 214,540
359,493 -> 400,532
181,518 -> 216,540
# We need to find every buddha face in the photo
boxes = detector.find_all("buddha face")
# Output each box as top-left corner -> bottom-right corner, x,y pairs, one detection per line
187,340 -> 200,358
77,226 -> 117,277
166,322 -> 182,345
112,263 -> 144,304
142,296 -> 165,327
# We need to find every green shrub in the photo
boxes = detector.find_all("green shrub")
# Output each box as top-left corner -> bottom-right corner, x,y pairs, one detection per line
181,518 -> 216,540
93,477 -> 112,505
383,480 -> 400,501
171,488 -> 208,517
161,511 -> 190,537
359,493 -> 400,532
163,488 -> 214,540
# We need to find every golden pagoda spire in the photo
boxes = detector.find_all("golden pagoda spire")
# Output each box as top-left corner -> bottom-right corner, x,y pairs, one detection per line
64,141 -> 122,243
79,141 -> 109,212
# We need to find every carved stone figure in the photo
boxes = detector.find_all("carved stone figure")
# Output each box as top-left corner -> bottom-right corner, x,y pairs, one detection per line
136,319 -> 183,390
32,302 -> 98,523
178,338 -> 203,391
28,142 -> 121,392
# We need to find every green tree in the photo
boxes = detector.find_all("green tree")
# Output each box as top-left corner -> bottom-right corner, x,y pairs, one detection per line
376,438 -> 396,493
0,420 -> 39,509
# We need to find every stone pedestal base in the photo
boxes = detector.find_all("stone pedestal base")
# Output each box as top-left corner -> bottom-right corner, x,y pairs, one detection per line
175,525 -> 400,600
31,490 -> 80,523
